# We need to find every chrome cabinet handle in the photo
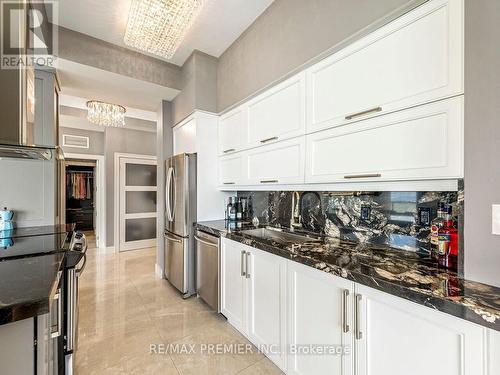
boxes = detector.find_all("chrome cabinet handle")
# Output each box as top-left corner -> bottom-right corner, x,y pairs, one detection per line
223,148 -> 236,153
194,235 -> 218,248
342,289 -> 350,333
355,294 -> 363,340
260,180 -> 278,184
344,173 -> 382,179
241,250 -> 246,277
51,289 -> 62,338
345,106 -> 382,120
245,252 -> 251,279
260,136 -> 278,143
223,182 -> 235,185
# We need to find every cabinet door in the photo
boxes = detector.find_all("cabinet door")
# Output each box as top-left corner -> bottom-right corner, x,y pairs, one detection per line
305,96 -> 463,183
246,246 -> 287,371
220,238 -> 246,332
306,0 -> 463,132
354,284 -> 485,375
219,153 -> 247,187
247,72 -> 306,148
288,262 -> 354,375
246,137 -> 305,186
218,107 -> 248,155
173,118 -> 197,154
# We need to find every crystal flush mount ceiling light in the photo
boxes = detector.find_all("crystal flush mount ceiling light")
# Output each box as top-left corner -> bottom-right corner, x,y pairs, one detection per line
124,0 -> 203,59
86,100 -> 126,127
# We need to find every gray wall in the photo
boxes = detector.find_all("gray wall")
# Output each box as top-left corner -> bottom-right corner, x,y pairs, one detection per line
58,27 -> 182,90
105,128 -> 157,247
156,101 -> 174,273
172,51 -> 218,124
59,126 -> 104,155
464,0 -> 500,287
216,0 -> 417,111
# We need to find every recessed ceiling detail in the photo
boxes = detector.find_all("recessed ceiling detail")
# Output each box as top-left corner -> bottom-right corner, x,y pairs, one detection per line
124,0 -> 202,59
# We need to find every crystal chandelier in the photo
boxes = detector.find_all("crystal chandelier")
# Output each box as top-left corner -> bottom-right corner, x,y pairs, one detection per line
124,0 -> 202,59
86,100 -> 126,127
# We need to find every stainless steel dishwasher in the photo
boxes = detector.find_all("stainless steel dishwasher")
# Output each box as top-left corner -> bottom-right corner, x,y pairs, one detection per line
194,230 -> 220,311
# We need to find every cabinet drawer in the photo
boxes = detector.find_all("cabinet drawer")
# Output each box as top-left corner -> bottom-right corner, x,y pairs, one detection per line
305,96 -> 464,183
306,0 -> 463,132
246,137 -> 305,185
247,72 -> 306,148
219,153 -> 246,186
218,107 -> 248,155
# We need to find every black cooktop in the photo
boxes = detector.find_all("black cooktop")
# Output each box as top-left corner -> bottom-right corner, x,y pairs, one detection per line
0,232 -> 70,260
0,224 -> 75,239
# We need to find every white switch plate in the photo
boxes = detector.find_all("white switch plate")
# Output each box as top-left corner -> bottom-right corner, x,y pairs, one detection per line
492,205 -> 500,235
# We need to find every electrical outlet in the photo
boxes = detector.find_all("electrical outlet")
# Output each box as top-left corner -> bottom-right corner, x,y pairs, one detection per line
492,205 -> 500,235
361,205 -> 371,221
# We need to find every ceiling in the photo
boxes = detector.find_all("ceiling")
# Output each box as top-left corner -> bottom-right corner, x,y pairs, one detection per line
56,58 -> 179,112
53,0 -> 274,66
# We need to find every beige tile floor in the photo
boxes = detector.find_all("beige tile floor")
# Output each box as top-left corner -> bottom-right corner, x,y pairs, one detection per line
75,235 -> 283,375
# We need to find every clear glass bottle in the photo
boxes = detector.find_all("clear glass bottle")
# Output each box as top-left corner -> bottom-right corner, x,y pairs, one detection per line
437,204 -> 458,267
430,202 -> 445,259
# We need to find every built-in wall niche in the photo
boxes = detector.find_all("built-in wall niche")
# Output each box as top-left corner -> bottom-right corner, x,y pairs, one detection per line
237,182 -> 464,273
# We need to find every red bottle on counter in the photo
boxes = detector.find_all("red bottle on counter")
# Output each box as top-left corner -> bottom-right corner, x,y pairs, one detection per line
437,204 -> 458,267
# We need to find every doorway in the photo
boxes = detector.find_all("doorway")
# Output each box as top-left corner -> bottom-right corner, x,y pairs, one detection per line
64,153 -> 106,249
115,153 -> 157,252
65,160 -> 96,236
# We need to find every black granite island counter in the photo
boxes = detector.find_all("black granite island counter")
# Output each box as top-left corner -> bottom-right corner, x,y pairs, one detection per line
0,253 -> 64,325
196,220 -> 500,332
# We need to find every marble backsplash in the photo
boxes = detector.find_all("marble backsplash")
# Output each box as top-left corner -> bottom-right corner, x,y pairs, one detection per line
237,183 -> 464,259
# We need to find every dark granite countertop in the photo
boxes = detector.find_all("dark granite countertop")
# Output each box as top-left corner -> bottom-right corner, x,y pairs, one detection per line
196,220 -> 500,332
0,253 -> 64,325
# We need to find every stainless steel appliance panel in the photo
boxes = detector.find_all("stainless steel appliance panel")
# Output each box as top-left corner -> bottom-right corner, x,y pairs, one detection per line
165,154 -> 197,238
164,231 -> 188,293
195,230 -> 219,311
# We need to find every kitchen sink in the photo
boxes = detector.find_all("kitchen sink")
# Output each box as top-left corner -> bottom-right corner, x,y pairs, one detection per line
241,227 -> 322,245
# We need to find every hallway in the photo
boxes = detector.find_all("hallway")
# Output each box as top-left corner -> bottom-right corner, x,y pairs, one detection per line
75,237 -> 282,374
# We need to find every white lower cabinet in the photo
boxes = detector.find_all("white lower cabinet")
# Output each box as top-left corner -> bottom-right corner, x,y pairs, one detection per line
246,246 -> 288,370
220,238 -> 246,332
221,239 -> 493,375
287,261 -> 354,375
220,238 -> 288,370
354,284 -> 486,375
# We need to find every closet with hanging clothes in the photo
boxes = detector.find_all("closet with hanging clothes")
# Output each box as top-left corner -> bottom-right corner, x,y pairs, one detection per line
65,160 -> 96,231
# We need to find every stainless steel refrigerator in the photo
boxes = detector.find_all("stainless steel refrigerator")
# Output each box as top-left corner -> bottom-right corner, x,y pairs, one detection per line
164,153 -> 197,298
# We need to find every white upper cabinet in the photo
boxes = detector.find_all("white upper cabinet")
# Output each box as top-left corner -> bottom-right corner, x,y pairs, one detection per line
306,0 -> 464,132
247,73 -> 306,148
246,137 -> 305,186
306,96 -> 464,183
173,117 -> 197,154
218,107 -> 248,155
354,284 -> 486,375
219,153 -> 246,187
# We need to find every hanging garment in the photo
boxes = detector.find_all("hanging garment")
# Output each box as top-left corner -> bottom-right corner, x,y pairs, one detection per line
67,172 -> 93,200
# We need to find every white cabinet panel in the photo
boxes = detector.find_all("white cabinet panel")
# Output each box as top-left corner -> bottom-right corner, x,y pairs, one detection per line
306,97 -> 464,183
219,153 -> 246,186
246,247 -> 287,371
287,261 -> 354,375
246,137 -> 305,185
354,284 -> 485,375
307,0 -> 463,132
220,238 -> 246,332
247,73 -> 306,148
218,107 -> 248,155
173,118 -> 197,154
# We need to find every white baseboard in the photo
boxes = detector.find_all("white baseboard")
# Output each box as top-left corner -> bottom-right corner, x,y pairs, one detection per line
104,246 -> 116,253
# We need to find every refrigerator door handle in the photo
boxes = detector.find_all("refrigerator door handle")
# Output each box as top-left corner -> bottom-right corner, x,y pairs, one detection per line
166,167 -> 174,222
171,167 -> 177,221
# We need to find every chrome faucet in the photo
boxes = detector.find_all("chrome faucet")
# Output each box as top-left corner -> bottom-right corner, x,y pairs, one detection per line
290,191 -> 302,231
